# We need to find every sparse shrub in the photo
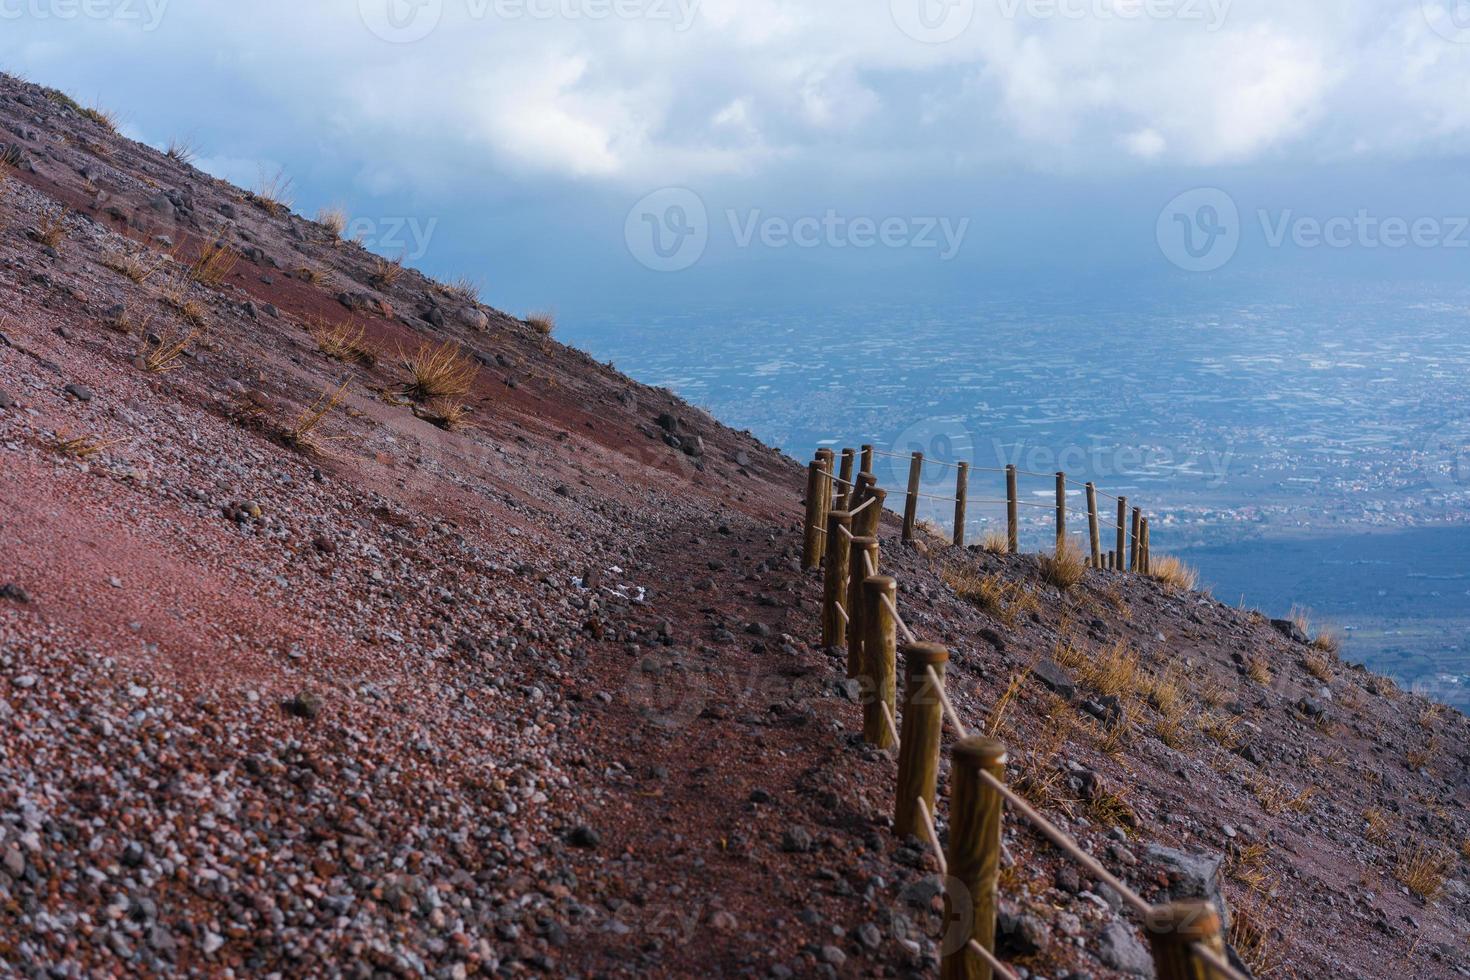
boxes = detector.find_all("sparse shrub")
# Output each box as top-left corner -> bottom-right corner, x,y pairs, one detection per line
80,104 -> 118,132
51,429 -> 119,459
1151,701 -> 1190,749
251,168 -> 294,216
34,207 -> 67,249
282,380 -> 349,452
140,330 -> 198,373
309,319 -> 377,367
401,341 -> 478,401
986,670 -> 1027,737
165,137 -> 197,167
296,265 -> 329,286
980,530 -> 1009,555
370,253 -> 404,288
104,247 -> 171,286
1395,844 -> 1453,902
1197,712 -> 1241,750
1085,640 -> 1140,700
1302,650 -> 1333,682
1405,737 -> 1439,771
1228,883 -> 1286,977
441,276 -> 480,303
1363,808 -> 1391,846
1040,541 -> 1087,592
943,565 -> 1038,627
316,206 -> 348,237
0,143 -> 22,170
416,398 -> 472,431
1310,628 -> 1341,655
1417,703 -> 1442,729
526,311 -> 555,336
1246,656 -> 1272,686
190,239 -> 238,287
1246,774 -> 1317,816
1148,555 -> 1199,591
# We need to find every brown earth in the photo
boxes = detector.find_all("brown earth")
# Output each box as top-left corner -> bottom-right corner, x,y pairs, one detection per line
0,74 -> 1467,979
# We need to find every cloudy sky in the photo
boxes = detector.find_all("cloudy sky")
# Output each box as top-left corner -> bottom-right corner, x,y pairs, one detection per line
4,0 -> 1470,317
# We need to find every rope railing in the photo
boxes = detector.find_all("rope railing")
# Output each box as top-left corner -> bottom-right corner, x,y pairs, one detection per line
800,446 -> 1228,979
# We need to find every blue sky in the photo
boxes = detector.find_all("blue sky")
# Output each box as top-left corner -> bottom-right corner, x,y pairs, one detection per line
4,0 -> 1470,318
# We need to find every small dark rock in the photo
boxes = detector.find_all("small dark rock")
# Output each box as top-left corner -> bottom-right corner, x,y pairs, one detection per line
64,383 -> 92,402
0,583 -> 29,604
285,691 -> 322,720
567,825 -> 600,848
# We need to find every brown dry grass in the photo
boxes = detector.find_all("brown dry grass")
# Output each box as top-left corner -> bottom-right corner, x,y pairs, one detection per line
1406,737 -> 1439,771
1039,540 -> 1087,592
140,330 -> 198,373
282,380 -> 350,452
980,530 -> 1009,555
1246,774 -> 1317,816
415,399 -> 473,431
1246,656 -> 1273,686
190,240 -> 238,287
252,168 -> 294,216
296,265 -> 329,286
309,319 -> 378,367
35,207 -> 67,249
401,341 -> 478,401
527,311 -> 555,336
943,565 -> 1039,627
1229,883 -> 1288,977
441,276 -> 480,303
1395,844 -> 1453,902
1310,628 -> 1342,655
80,104 -> 119,132
51,429 -> 121,459
104,248 -> 171,286
1147,555 -> 1199,591
370,253 -> 404,289
1197,712 -> 1241,750
1302,650 -> 1333,682
316,206 -> 348,237
165,136 -> 197,167
1363,808 -> 1392,846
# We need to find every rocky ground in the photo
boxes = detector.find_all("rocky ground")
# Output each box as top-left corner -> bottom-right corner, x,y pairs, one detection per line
0,73 -> 1467,978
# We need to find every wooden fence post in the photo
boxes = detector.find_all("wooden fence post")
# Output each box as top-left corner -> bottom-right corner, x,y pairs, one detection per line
1116,496 -> 1127,573
1055,472 -> 1066,552
802,460 -> 824,570
1086,483 -> 1102,569
821,510 -> 852,649
838,448 -> 856,510
816,448 -> 835,527
1005,465 -> 1019,554
857,485 -> 886,540
942,737 -> 1009,980
1130,507 -> 1142,572
863,576 -> 898,749
847,537 -> 879,679
953,462 -> 969,548
1141,517 -> 1151,575
860,444 -> 874,476
1146,901 -> 1227,980
903,452 -> 924,543
895,642 -> 949,838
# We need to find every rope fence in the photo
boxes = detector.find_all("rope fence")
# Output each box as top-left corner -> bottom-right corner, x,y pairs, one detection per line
805,445 -> 1154,573
799,445 -> 1243,980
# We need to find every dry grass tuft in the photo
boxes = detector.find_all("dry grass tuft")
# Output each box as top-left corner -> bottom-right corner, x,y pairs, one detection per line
370,253 -> 404,289
1418,703 -> 1442,730
1310,628 -> 1342,655
80,103 -> 119,132
415,398 -> 473,431
309,319 -> 378,367
1078,640 -> 1140,700
140,330 -> 198,373
251,168 -> 294,216
980,530 -> 1009,555
1246,774 -> 1317,816
401,341 -> 478,402
943,565 -> 1038,627
526,311 -> 555,336
51,429 -> 121,459
1395,844 -> 1453,902
1303,650 -> 1334,683
986,670 -> 1028,737
1197,712 -> 1241,751
295,265 -> 329,286
35,207 -> 67,249
1039,540 -> 1087,592
0,143 -> 22,170
190,239 -> 238,287
104,247 -> 171,286
282,380 -> 350,452
1229,884 -> 1287,977
1246,656 -> 1273,686
441,276 -> 480,303
1405,737 -> 1439,771
165,136 -> 197,167
1147,555 -> 1199,591
316,206 -> 348,237
1363,808 -> 1392,846
1226,841 -> 1270,892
